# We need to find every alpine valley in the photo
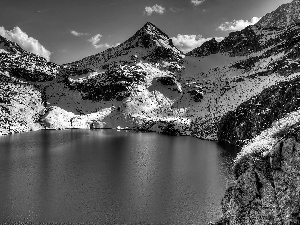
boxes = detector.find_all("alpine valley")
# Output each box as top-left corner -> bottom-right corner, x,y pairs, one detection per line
2,0 -> 300,224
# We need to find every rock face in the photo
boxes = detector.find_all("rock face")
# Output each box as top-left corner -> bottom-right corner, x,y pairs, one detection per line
215,113 -> 300,225
0,73 -> 44,135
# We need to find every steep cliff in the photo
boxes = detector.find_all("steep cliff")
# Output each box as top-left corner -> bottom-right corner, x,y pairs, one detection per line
214,110 -> 300,224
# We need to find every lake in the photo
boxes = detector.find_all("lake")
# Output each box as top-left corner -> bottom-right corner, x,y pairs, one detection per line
0,129 -> 239,224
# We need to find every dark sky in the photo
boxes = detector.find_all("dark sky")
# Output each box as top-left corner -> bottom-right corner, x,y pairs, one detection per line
0,0 -> 292,64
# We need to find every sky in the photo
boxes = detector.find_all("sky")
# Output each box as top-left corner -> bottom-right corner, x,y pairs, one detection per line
0,0 -> 293,64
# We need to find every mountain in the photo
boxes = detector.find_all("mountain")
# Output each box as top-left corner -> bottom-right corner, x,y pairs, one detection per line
64,22 -> 183,73
187,26 -> 261,57
0,35 -> 60,82
41,22 -> 191,134
256,0 -> 300,28
0,35 -> 61,135
209,1 -> 300,223
187,0 -> 300,58
1,1 -> 300,139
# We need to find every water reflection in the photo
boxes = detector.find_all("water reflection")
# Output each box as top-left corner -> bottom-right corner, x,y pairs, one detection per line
0,130 -> 239,224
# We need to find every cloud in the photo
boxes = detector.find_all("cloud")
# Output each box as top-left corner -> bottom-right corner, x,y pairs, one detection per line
191,0 -> 205,6
144,4 -> 165,16
0,26 -> 51,61
217,17 -> 261,31
88,34 -> 117,49
70,30 -> 88,37
172,34 -> 224,53
88,34 -> 103,48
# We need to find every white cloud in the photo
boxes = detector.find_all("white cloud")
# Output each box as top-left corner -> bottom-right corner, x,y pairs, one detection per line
88,34 -> 117,49
172,34 -> 224,53
144,4 -> 165,16
70,30 -> 88,37
217,17 -> 261,31
191,0 -> 205,6
0,26 -> 51,61
88,34 -> 103,48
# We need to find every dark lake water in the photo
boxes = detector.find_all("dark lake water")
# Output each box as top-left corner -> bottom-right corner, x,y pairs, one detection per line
0,129 -> 239,224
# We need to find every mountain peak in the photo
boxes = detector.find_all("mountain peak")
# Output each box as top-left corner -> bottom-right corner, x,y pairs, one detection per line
143,22 -> 156,29
65,22 -> 183,70
256,0 -> 300,28
122,22 -> 180,52
137,22 -> 169,39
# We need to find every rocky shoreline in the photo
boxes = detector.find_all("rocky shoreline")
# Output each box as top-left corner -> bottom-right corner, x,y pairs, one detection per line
211,109 -> 300,224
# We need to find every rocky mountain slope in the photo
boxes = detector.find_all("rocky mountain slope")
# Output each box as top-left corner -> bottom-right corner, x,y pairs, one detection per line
256,0 -> 300,28
214,109 -> 300,224
0,36 -> 60,82
210,0 -> 300,223
218,76 -> 300,146
184,10 -> 300,139
40,22 -> 193,134
0,36 -> 62,135
0,72 -> 45,135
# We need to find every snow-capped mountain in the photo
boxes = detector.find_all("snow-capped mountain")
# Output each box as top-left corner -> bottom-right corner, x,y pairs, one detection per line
2,0 -> 300,141
0,35 -> 60,82
53,22 -> 186,107
64,22 -> 183,74
256,0 -> 300,28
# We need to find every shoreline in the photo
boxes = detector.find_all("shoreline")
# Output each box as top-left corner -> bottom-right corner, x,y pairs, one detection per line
0,126 -> 221,142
